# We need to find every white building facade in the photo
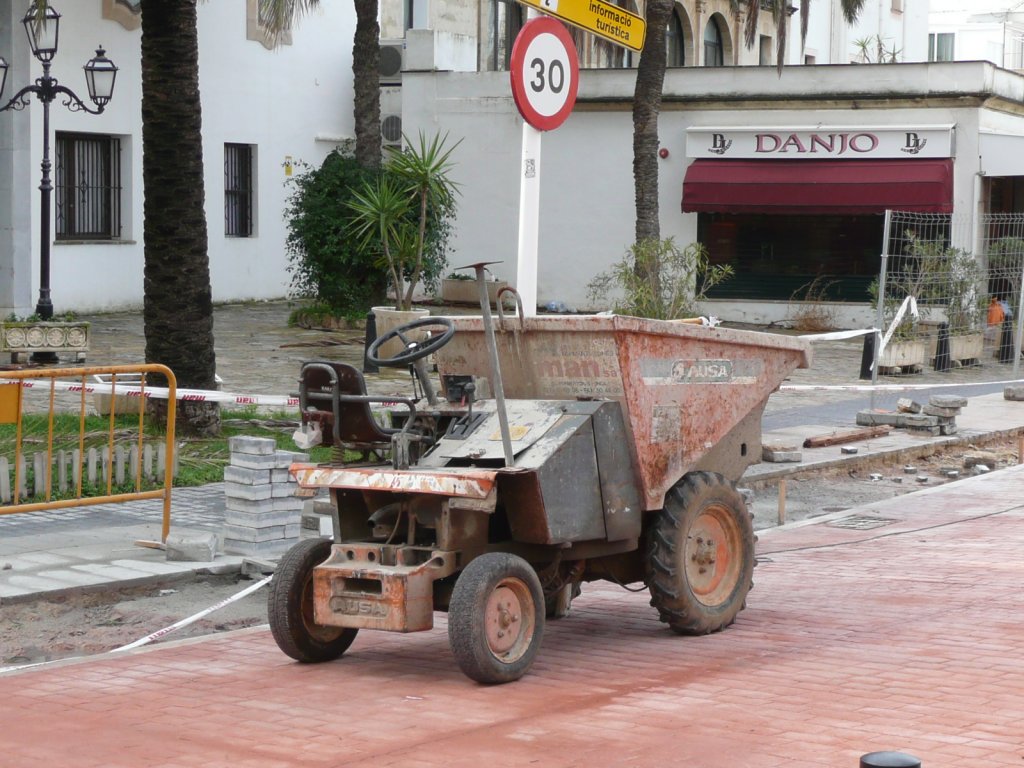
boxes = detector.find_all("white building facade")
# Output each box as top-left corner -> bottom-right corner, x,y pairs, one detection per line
0,0 -> 355,317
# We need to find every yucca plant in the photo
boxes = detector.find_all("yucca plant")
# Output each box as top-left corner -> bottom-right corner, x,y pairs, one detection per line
347,132 -> 461,311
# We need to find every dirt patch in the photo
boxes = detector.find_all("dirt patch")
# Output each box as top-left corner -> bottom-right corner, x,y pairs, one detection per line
0,573 -> 268,667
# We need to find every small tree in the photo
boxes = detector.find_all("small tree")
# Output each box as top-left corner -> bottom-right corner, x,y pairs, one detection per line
348,132 -> 460,311
587,238 -> 733,320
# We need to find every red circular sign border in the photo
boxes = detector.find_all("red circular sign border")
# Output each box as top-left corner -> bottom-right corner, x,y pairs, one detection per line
509,17 -> 580,132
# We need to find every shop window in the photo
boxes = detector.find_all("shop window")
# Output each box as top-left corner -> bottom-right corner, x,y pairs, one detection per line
55,132 -> 122,241
698,213 -> 883,301
928,33 -> 954,62
491,0 -> 525,71
703,17 -> 724,66
804,54 -> 816,65
759,35 -> 773,66
225,143 -> 255,238
667,10 -> 685,67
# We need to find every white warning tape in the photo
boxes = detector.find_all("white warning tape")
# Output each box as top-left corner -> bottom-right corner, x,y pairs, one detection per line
780,378 -> 1024,393
0,575 -> 273,675
112,575 -> 273,652
0,377 -> 299,408
798,328 -> 877,342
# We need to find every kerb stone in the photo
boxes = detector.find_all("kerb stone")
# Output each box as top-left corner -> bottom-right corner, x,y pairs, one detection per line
165,532 -> 218,562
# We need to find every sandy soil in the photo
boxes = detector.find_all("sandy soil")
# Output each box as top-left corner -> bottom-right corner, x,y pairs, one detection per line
1,437 -> 1019,670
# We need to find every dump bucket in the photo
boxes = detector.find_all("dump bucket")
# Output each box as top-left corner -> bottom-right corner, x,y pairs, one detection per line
434,314 -> 810,510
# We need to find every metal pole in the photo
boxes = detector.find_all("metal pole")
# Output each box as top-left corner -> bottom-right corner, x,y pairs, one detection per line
36,61 -> 53,321
1014,255 -> 1024,377
871,210 -> 893,410
474,264 -> 515,466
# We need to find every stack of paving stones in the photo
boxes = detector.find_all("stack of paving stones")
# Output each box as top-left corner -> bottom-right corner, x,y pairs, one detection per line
222,436 -> 308,557
857,394 -> 967,436
1006,384 -> 1024,401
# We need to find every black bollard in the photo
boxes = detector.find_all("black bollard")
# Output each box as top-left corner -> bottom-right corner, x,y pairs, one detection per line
859,331 -> 877,381
860,751 -> 921,768
363,310 -> 379,374
933,322 -> 951,372
998,316 -> 1015,364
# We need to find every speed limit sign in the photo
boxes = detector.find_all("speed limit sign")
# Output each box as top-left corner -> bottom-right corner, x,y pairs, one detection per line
509,17 -> 579,131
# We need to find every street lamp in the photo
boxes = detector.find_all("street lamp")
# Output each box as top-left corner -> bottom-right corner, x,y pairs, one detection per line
0,2 -> 117,341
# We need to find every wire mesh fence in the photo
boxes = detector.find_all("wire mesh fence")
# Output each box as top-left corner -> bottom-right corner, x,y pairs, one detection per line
877,211 -> 1024,375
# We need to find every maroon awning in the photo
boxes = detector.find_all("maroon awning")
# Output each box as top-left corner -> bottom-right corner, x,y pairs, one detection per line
681,158 -> 954,214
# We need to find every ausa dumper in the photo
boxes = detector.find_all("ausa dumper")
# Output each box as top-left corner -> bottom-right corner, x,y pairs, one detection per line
269,276 -> 810,684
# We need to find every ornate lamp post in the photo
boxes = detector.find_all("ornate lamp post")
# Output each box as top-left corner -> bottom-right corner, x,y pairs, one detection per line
0,2 -> 117,336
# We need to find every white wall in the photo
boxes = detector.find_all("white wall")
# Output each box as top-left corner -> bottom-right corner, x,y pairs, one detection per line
1,1 -> 354,316
400,61 -> 1021,323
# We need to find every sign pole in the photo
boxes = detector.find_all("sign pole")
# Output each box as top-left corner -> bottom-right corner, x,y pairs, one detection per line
508,14 -> 580,317
516,123 -> 542,317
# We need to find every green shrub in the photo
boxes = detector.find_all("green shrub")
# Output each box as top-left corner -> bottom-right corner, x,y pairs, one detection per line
586,238 -> 733,320
284,147 -> 388,319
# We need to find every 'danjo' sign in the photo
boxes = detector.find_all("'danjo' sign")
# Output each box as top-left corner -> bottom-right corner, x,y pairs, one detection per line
685,125 -> 955,159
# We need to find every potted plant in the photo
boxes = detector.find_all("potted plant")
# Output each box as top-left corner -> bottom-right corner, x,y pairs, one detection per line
1,312 -> 91,363
348,131 -> 460,355
441,270 -> 509,306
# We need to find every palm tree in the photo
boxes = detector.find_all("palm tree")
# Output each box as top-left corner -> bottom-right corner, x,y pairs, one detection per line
139,0 -> 219,436
260,0 -> 381,169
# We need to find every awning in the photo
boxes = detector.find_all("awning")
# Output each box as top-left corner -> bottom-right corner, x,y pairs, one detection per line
681,158 -> 954,215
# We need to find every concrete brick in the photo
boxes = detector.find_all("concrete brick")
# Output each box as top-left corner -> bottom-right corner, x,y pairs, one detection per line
275,450 -> 309,469
224,482 -> 273,502
222,524 -> 290,543
230,452 -> 280,470
271,468 -> 293,484
225,508 -> 301,528
222,537 -> 296,556
762,447 -> 801,463
228,436 -> 276,455
224,466 -> 272,486
939,423 -> 959,435
923,404 -> 960,418
272,496 -> 305,512
1004,385 -> 1024,401
929,394 -> 968,408
903,414 -> 940,427
856,411 -> 904,427
896,398 -> 922,413
272,482 -> 300,499
165,532 -> 218,562
908,425 -> 941,436
225,495 -> 276,514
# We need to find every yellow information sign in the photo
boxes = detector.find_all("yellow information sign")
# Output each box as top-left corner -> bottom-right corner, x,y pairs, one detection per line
518,0 -> 647,53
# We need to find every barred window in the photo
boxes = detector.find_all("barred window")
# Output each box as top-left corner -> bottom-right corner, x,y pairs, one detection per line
55,132 -> 122,241
225,143 -> 254,237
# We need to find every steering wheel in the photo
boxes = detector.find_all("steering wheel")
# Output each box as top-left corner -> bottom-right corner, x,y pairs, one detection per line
367,316 -> 456,368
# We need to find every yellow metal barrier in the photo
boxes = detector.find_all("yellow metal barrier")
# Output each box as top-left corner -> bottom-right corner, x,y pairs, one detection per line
0,364 -> 177,542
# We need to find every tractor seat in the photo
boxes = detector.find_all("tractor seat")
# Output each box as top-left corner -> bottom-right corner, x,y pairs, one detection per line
298,361 -> 416,454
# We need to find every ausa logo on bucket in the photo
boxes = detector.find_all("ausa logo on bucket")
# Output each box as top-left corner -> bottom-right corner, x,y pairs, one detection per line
671,359 -> 733,382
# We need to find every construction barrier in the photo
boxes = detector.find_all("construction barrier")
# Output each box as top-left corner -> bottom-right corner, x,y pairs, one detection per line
0,365 -> 177,542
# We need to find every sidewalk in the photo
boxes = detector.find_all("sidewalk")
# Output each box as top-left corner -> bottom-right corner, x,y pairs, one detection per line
0,464 -> 1022,767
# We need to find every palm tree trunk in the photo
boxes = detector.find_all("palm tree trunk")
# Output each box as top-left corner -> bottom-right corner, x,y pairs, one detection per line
353,1 -> 381,169
633,0 -> 674,245
140,0 -> 220,436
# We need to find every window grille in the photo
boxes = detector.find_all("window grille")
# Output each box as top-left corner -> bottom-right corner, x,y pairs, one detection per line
55,132 -> 122,241
225,143 -> 253,237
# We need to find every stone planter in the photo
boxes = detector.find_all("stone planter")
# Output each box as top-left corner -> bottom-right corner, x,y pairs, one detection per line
919,323 -> 985,367
371,306 -> 430,360
877,338 -> 926,374
0,321 -> 90,362
441,278 -> 509,306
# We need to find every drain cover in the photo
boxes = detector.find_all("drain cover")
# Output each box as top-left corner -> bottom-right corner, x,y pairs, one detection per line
828,514 -> 900,530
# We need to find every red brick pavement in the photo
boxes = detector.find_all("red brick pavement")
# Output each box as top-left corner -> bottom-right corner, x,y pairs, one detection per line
2,468 -> 1024,767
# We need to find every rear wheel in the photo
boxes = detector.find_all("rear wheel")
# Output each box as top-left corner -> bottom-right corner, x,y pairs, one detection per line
269,538 -> 358,662
646,471 -> 755,635
448,553 -> 545,684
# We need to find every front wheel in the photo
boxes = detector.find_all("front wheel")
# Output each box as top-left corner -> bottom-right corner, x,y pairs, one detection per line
268,538 -> 359,663
646,471 -> 755,635
448,553 -> 545,684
